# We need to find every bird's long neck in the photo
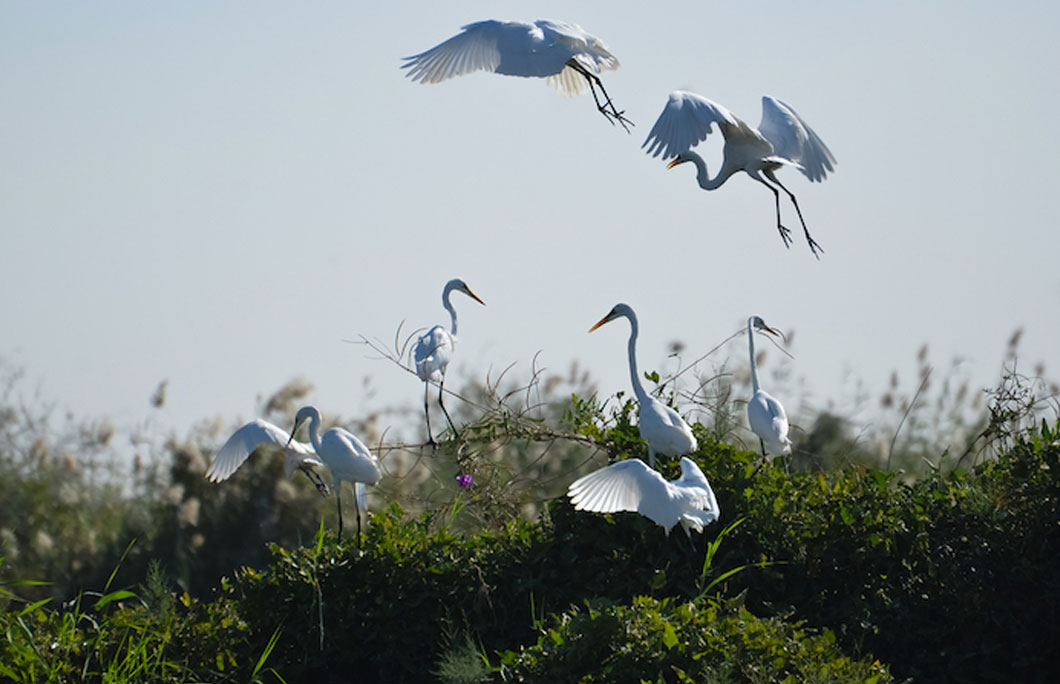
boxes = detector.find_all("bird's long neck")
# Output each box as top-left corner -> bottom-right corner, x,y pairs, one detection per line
307,411 -> 323,453
747,318 -> 760,394
685,151 -> 736,191
624,313 -> 649,403
442,285 -> 458,336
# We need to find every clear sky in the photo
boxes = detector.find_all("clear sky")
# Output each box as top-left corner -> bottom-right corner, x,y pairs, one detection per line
3,1 -> 1058,439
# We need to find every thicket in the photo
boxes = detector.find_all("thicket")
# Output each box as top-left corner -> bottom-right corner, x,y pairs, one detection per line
1,352 -> 1058,682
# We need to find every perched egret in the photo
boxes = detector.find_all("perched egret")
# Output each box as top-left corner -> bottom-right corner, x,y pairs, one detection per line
590,303 -> 697,466
746,316 -> 792,461
285,406 -> 381,546
413,278 -> 485,445
205,418 -> 329,495
402,19 -> 632,131
568,457 -> 720,537
643,92 -> 836,258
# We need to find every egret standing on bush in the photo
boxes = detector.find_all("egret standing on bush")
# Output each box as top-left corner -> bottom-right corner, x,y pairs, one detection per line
643,92 -> 836,257
413,278 -> 485,445
746,316 -> 792,466
590,303 -> 697,466
568,457 -> 719,537
285,406 -> 380,546
402,19 -> 632,130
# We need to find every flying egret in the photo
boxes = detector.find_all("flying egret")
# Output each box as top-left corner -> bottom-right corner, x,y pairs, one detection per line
285,406 -> 381,546
643,92 -> 836,258
746,316 -> 793,464
402,19 -> 632,131
590,303 -> 697,467
205,418 -> 329,495
413,278 -> 485,445
568,457 -> 720,537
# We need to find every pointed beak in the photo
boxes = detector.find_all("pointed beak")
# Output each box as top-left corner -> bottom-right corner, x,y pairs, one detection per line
589,314 -> 613,333
465,288 -> 485,306
284,420 -> 301,448
762,324 -> 787,342
666,158 -> 684,170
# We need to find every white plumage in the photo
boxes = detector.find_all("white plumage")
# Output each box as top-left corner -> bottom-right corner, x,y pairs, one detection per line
590,303 -> 697,467
643,91 -> 836,257
402,19 -> 630,129
412,278 -> 484,444
205,418 -> 328,494
568,457 -> 720,537
746,316 -> 792,458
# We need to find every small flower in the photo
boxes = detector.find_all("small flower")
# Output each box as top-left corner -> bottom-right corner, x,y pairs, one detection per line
456,474 -> 473,489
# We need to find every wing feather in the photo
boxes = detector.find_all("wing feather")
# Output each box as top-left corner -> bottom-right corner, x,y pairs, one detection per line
401,21 -> 503,84
642,91 -> 739,159
206,419 -> 314,482
758,96 -> 836,182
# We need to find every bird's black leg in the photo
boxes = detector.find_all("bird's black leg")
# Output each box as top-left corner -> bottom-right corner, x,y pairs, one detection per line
752,175 -> 793,249
760,438 -> 767,457
438,375 -> 460,440
423,382 -> 436,447
353,486 -> 362,549
336,485 -> 344,542
301,467 -> 330,496
565,59 -> 633,132
769,173 -> 823,259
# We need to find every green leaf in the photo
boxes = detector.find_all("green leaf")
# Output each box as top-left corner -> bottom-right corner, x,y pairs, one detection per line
662,622 -> 679,649
95,590 -> 136,610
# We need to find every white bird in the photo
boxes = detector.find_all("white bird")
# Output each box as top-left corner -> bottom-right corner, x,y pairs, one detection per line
402,19 -> 632,131
285,406 -> 381,546
746,316 -> 793,462
205,418 -> 329,495
413,278 -> 485,445
643,91 -> 836,258
590,303 -> 697,467
568,457 -> 720,537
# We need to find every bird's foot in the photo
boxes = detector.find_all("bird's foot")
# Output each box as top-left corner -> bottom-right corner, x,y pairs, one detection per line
598,105 -> 633,133
313,478 -> 330,497
805,235 -> 824,260
777,224 -> 793,249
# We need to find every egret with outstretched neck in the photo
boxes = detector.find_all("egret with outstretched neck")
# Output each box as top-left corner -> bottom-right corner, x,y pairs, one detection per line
413,278 -> 484,445
643,92 -> 836,258
285,406 -> 380,546
590,303 -> 697,466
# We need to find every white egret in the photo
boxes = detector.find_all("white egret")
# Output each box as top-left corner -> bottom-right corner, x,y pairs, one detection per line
205,418 -> 329,495
590,303 -> 697,467
285,406 -> 381,546
643,92 -> 836,258
402,19 -> 632,131
413,278 -> 485,445
746,316 -> 793,462
568,457 -> 720,537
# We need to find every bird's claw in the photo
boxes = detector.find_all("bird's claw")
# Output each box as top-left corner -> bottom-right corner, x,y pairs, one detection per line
777,224 -> 794,249
806,237 -> 824,260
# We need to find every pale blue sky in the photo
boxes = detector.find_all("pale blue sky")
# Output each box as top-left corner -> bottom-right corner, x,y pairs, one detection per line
3,1 -> 1058,438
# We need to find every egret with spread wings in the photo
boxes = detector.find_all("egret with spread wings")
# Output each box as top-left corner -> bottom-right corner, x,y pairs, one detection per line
643,92 -> 836,257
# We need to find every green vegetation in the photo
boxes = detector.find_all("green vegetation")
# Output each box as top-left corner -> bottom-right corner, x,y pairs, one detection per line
1,356 -> 1058,682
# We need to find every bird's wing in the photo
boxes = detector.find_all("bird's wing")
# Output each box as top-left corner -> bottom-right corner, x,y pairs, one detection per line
757,96 -> 836,182
640,398 -> 698,456
748,390 -> 792,455
642,91 -> 740,159
401,20 -> 504,84
568,459 -> 677,529
206,419 -> 311,482
413,326 -> 453,381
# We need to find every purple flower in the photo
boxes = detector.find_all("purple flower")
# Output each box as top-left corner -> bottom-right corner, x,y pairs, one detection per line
456,474 -> 473,489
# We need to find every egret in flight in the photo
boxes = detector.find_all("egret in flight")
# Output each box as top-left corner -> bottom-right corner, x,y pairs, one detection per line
413,278 -> 485,445
746,316 -> 792,464
590,303 -> 697,466
206,418 -> 329,495
568,457 -> 720,537
402,19 -> 632,131
285,406 -> 381,546
643,92 -> 836,258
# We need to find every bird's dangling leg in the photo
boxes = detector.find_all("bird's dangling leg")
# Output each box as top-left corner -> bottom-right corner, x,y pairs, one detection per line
301,467 -> 330,497
423,382 -> 437,448
566,59 -> 633,133
753,176 -> 793,249
769,173 -> 823,259
353,486 -> 363,549
438,375 -> 460,441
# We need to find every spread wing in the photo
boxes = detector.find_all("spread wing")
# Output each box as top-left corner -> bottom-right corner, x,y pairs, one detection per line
642,90 -> 740,159
758,96 -> 836,182
567,459 -> 678,529
206,419 -> 318,483
401,20 -> 504,84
